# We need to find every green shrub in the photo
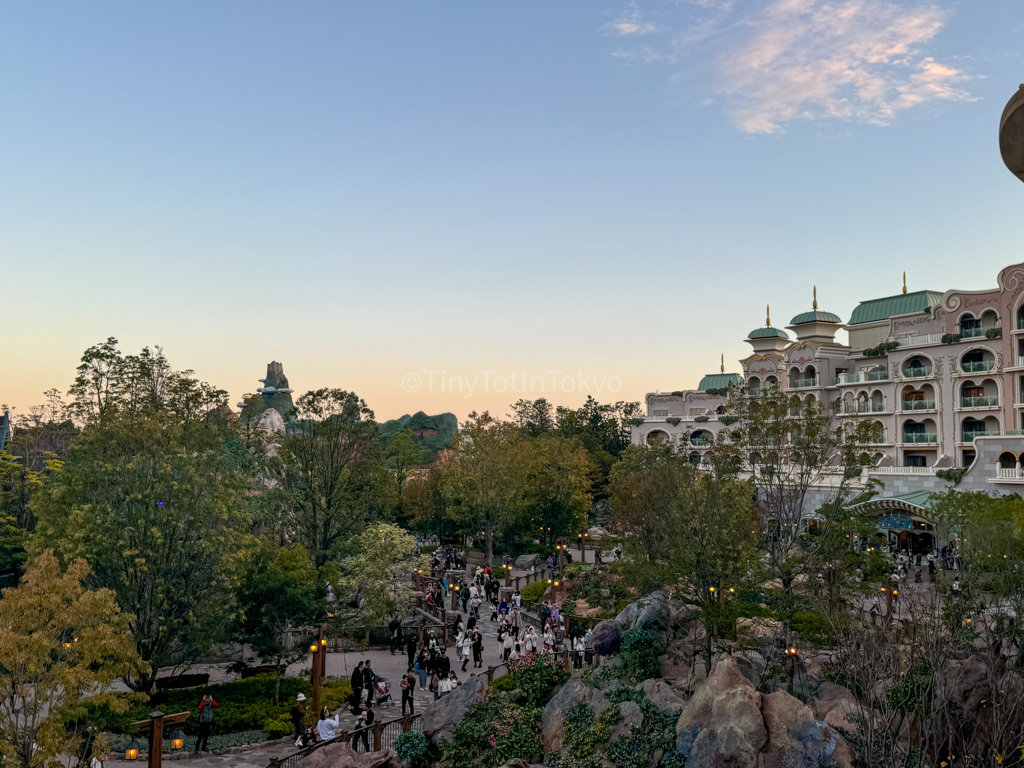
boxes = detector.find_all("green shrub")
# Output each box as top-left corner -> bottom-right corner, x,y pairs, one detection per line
507,653 -> 570,708
521,581 -> 548,602
441,696 -> 542,767
620,629 -> 662,682
606,686 -> 644,705
936,467 -> 968,485
491,674 -> 518,693
395,731 -> 430,768
792,610 -> 831,643
942,333 -> 962,344
986,326 -> 1003,339
605,701 -> 681,768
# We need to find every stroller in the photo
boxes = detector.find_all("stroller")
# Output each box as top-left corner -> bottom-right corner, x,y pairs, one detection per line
296,725 -> 320,748
373,675 -> 395,708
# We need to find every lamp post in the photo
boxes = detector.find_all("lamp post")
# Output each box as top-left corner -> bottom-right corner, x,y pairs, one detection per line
310,624 -> 326,718
129,710 -> 191,768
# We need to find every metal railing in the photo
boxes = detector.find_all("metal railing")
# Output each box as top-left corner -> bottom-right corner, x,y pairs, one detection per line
901,399 -> 935,411
789,378 -> 817,389
901,366 -> 933,378
864,370 -> 889,381
961,395 -> 999,408
959,325 -> 999,339
268,714 -> 421,768
961,359 -> 995,373
869,465 -> 937,475
892,333 -> 942,348
902,432 -> 937,444
962,429 -> 1001,442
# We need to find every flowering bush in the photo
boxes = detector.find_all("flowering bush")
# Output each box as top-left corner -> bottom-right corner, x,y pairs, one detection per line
506,652 -> 570,707
394,731 -> 430,768
441,696 -> 542,767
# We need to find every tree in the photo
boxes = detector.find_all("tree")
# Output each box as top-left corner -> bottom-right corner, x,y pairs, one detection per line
509,398 -> 555,437
443,413 -> 528,565
386,429 -> 427,505
0,551 -> 143,768
279,389 -> 395,570
721,385 -> 878,627
235,541 -> 321,702
518,435 -> 596,548
31,342 -> 248,692
608,443 -> 690,564
335,524 -> 428,626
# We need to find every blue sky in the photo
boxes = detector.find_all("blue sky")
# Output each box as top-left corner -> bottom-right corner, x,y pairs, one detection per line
3,1 -> 1023,421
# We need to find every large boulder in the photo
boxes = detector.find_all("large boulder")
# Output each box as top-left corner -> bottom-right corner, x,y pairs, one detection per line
591,620 -> 623,655
675,654 -> 767,767
813,682 -> 862,733
735,616 -> 782,641
299,743 -> 398,768
674,654 -> 854,768
638,678 -> 686,713
760,689 -> 854,768
542,676 -> 611,752
611,700 -> 645,740
419,675 -> 485,744
515,554 -> 542,570
733,650 -> 767,687
616,591 -> 669,632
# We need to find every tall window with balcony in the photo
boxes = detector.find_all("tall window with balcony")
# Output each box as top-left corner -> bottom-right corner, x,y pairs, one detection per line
903,420 -> 936,444
961,349 -> 995,373
902,356 -> 932,378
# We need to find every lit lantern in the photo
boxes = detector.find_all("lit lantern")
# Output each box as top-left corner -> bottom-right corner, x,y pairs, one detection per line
170,730 -> 185,751
125,739 -> 140,761
309,643 -> 318,653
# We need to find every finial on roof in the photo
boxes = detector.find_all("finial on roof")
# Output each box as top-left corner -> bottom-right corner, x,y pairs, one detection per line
813,285 -> 818,310
766,305 -> 771,327
720,353 -> 725,374
902,272 -> 908,294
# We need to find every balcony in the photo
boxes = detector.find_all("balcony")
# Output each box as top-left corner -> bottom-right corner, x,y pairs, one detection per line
843,402 -> 885,414
690,437 -> 713,447
902,432 -> 938,444
960,324 -> 1000,339
963,429 -> 1000,442
870,466 -> 937,475
891,333 -> 942,349
902,366 -> 933,378
961,360 -> 995,373
789,378 -> 818,389
1005,429 -> 1024,436
837,370 -> 888,385
961,395 -> 999,408
901,399 -> 936,411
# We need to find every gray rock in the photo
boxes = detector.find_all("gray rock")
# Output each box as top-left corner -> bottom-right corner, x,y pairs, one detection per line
733,650 -> 767,687
611,700 -> 644,740
760,689 -> 854,768
675,654 -> 766,768
616,591 -> 669,632
419,675 -> 485,744
542,676 -> 611,752
599,678 -> 620,692
514,554 -> 542,570
592,620 -> 623,655
299,743 -> 399,768
638,678 -> 686,712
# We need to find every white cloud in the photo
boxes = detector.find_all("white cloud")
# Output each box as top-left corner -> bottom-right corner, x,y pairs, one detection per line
607,7 -> 659,36
607,0 -> 973,133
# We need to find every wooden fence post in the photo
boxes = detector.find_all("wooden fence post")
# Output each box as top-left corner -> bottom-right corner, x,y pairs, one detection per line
373,722 -> 383,752
486,667 -> 494,683
402,715 -> 412,733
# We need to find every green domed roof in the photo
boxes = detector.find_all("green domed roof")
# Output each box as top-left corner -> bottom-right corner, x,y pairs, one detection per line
789,309 -> 842,325
748,327 -> 790,340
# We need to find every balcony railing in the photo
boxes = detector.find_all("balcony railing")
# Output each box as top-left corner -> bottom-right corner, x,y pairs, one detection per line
902,366 -> 933,378
997,467 -> 1024,479
870,466 -> 937,475
961,360 -> 995,373
690,438 -> 713,447
961,395 -> 999,408
891,333 -> 943,349
901,399 -> 936,411
837,370 -> 888,385
789,378 -> 817,389
962,429 -> 1000,442
960,325 -> 999,339
1005,429 -> 1024,436
843,401 -> 885,414
902,432 -> 938,444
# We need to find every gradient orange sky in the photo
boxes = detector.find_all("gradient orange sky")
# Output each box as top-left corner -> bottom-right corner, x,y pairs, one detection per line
4,2 -> 1023,423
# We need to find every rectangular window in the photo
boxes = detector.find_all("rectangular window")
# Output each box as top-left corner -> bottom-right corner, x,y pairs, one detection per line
905,454 -> 927,468
653,409 -> 669,417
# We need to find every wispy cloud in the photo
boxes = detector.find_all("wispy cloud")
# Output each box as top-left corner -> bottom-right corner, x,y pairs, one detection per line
607,0 -> 973,133
607,6 -> 659,36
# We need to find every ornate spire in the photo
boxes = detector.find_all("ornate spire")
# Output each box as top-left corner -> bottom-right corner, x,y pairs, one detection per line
720,353 -> 725,373
766,305 -> 771,327
813,285 -> 818,310
902,272 -> 908,294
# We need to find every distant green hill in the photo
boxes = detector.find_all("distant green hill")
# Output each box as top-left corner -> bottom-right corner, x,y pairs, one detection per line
379,411 -> 458,464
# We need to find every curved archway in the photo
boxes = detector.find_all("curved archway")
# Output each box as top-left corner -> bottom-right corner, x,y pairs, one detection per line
645,429 -> 669,446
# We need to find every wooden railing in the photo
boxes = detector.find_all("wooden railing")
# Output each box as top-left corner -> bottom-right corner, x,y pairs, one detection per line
267,714 -> 421,768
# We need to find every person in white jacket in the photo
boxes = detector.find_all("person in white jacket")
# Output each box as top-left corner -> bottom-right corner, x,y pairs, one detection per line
523,626 -> 538,654
316,708 -> 340,741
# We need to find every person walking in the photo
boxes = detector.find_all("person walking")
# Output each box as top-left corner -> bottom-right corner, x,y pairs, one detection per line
472,629 -> 483,668
351,662 -> 365,701
510,607 -> 521,639
290,694 -> 307,746
416,649 -> 429,690
389,617 -> 403,655
356,701 -> 375,753
438,649 -> 451,677
406,633 -> 418,671
195,692 -> 217,754
502,630 -> 514,661
363,660 -> 376,704
400,672 -> 415,715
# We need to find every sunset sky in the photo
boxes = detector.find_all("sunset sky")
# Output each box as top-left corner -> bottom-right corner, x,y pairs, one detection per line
4,1 -> 1023,423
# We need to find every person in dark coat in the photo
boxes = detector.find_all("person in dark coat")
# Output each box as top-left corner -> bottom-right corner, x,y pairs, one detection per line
437,649 -> 451,677
363,660 -> 376,703
351,662 -> 365,701
290,693 -> 307,745
406,634 -> 418,671
195,693 -> 217,754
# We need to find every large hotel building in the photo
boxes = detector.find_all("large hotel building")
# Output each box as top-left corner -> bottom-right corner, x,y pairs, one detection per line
631,261 -> 1024,550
